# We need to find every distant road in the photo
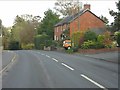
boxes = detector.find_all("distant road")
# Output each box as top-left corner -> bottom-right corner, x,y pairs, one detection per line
2,50 -> 119,89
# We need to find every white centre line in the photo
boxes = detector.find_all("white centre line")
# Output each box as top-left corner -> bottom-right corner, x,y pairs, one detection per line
61,63 -> 74,71
81,74 -> 107,90
52,58 -> 58,62
41,54 -> 45,55
46,55 -> 50,58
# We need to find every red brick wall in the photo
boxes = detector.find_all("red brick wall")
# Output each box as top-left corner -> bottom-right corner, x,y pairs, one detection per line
54,24 -> 69,40
70,11 -> 105,37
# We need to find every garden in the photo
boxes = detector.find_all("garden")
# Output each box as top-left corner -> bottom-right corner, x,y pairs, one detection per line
66,30 -> 120,54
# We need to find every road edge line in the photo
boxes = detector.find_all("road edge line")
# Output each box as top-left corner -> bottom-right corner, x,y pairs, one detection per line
0,52 -> 16,74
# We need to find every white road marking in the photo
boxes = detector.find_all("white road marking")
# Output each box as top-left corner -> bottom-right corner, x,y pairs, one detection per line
41,54 -> 44,55
11,55 -> 16,62
81,74 -> 107,90
52,58 -> 58,62
46,55 -> 50,58
0,53 -> 16,74
61,63 -> 74,71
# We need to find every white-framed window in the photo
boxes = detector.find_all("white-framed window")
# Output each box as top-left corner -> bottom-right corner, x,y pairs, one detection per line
54,35 -> 56,40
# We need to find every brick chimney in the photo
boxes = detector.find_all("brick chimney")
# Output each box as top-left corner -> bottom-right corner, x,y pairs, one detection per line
84,4 -> 91,10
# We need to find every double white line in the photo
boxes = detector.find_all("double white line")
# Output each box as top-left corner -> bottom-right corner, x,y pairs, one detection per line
0,53 -> 16,74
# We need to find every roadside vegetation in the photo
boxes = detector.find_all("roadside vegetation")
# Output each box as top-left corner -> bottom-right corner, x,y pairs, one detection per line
1,0 -> 120,51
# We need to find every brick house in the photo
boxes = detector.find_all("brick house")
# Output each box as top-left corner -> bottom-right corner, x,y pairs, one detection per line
54,4 -> 106,41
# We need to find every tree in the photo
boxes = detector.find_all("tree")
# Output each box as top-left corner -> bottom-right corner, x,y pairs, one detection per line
2,27 -> 11,49
109,0 -> 120,32
100,15 -> 109,25
11,14 -> 41,49
84,31 -> 97,41
54,0 -> 82,16
34,33 -> 50,49
37,9 -> 60,40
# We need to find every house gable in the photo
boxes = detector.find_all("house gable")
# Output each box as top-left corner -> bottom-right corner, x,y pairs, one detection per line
69,9 -> 106,37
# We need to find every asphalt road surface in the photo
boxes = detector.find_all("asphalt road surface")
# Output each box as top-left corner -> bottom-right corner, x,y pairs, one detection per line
2,51 -> 15,68
2,50 -> 119,89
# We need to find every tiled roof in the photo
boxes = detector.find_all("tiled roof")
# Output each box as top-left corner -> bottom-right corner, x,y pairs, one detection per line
54,9 -> 86,27
54,9 -> 104,27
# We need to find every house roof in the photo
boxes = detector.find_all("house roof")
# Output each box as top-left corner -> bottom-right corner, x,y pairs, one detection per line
54,9 -> 105,27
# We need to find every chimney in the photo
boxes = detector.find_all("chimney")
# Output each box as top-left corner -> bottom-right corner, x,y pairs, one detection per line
84,4 -> 90,10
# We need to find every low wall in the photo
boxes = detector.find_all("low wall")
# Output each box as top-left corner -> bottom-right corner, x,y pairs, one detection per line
78,48 -> 120,54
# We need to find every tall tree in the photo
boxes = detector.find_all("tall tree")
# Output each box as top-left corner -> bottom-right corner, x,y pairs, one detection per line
54,0 -> 82,16
2,27 -> 11,49
109,0 -> 120,32
37,9 -> 60,40
100,15 -> 109,25
11,14 -> 41,47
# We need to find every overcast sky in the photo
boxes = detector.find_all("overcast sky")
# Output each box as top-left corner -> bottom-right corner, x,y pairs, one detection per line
0,0 -> 118,27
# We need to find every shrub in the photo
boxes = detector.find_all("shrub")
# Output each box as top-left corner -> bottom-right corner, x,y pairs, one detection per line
22,44 -> 34,50
72,46 -> 79,52
116,32 -> 120,47
84,31 -> 97,41
103,31 -> 113,48
71,31 -> 85,47
97,35 -> 105,43
34,34 -> 49,49
9,41 -> 21,50
66,48 -> 73,54
81,40 -> 95,49
81,40 -> 104,49
39,44 -> 44,50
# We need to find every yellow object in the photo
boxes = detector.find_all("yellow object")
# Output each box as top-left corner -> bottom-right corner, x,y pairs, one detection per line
63,40 -> 71,49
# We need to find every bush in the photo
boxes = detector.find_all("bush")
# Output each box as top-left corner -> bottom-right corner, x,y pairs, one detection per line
84,31 -> 97,41
72,46 -> 79,52
66,48 -> 73,54
34,34 -> 50,49
116,32 -> 120,47
97,35 -> 105,43
71,31 -> 85,47
40,44 -> 44,50
81,40 -> 104,49
9,41 -> 21,50
103,31 -> 113,48
22,44 -> 34,50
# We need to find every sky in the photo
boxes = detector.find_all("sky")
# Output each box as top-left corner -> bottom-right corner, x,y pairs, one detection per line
0,0 -> 118,27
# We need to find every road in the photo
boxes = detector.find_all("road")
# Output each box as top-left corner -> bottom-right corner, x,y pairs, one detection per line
2,50 -> 119,89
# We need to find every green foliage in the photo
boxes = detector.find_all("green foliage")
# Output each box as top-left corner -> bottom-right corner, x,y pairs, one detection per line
39,44 -> 44,50
109,1 -> 120,32
65,48 -> 73,54
84,31 -> 97,41
22,43 -> 34,50
97,35 -> 105,43
71,31 -> 84,47
100,15 -> 109,25
103,31 -> 113,48
72,46 -> 79,52
81,40 -> 104,49
37,9 -> 60,39
34,34 -> 50,49
116,32 -> 120,47
11,14 -> 40,49
9,41 -> 21,50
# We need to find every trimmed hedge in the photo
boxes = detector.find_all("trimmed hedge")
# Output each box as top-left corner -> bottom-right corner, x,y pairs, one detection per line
9,41 -> 21,50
